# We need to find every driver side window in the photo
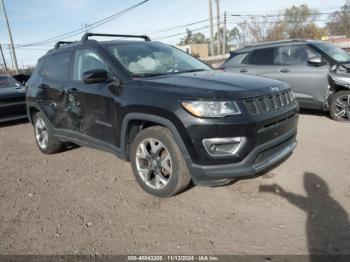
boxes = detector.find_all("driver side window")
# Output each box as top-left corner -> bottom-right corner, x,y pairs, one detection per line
274,45 -> 321,65
73,49 -> 110,81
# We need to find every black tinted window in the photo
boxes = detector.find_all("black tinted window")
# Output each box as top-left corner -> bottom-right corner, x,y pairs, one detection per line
247,48 -> 275,65
46,53 -> 71,81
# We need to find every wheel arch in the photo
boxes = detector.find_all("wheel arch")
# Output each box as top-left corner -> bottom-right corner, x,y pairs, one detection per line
26,103 -> 45,125
121,113 -> 192,163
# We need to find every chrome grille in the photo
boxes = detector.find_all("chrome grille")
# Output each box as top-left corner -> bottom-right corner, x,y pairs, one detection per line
244,90 -> 296,115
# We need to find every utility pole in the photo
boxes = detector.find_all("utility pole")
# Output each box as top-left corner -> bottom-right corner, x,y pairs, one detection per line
208,0 -> 214,56
215,0 -> 220,55
81,23 -> 89,33
222,11 -> 226,55
0,43 -> 8,71
8,44 -> 14,70
1,0 -> 19,73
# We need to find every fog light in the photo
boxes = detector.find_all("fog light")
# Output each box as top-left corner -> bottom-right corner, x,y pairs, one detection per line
202,137 -> 246,157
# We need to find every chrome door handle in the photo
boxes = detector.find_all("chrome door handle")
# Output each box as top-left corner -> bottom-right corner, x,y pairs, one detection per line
280,69 -> 290,73
38,84 -> 49,89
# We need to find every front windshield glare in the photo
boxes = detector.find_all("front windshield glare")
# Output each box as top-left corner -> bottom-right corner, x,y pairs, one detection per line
107,43 -> 211,76
314,42 -> 350,63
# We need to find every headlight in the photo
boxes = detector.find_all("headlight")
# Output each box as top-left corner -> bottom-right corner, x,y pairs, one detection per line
181,101 -> 241,118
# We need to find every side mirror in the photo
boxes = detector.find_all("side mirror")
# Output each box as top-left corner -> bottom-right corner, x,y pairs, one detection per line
82,69 -> 110,84
308,57 -> 323,66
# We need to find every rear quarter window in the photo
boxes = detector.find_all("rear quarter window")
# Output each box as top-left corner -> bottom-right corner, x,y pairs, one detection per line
224,53 -> 248,67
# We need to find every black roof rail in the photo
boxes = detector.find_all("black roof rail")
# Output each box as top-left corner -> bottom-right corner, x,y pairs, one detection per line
81,33 -> 151,42
244,39 -> 306,48
54,41 -> 75,49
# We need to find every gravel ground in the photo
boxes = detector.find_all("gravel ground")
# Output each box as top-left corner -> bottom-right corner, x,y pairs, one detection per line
0,112 -> 349,255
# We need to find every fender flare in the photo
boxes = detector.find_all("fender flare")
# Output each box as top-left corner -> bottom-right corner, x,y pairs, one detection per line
26,102 -> 46,124
120,113 -> 191,162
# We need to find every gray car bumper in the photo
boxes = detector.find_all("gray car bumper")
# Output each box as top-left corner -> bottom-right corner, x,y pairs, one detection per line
188,129 -> 297,186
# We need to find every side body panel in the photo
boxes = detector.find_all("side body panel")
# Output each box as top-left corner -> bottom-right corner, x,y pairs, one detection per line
224,44 -> 331,109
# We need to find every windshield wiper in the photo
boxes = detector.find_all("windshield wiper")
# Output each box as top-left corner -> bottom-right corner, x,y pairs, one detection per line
133,72 -> 167,78
133,69 -> 208,78
176,69 -> 208,74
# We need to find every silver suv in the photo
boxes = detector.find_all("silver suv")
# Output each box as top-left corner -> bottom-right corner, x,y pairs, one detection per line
221,40 -> 350,122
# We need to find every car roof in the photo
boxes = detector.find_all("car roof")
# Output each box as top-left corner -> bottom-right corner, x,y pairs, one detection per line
231,39 -> 324,54
42,39 -> 161,58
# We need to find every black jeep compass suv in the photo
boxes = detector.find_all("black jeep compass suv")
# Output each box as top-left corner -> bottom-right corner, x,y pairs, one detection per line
26,33 -> 299,197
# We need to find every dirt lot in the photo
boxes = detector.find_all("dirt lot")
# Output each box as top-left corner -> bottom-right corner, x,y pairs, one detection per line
0,112 -> 349,255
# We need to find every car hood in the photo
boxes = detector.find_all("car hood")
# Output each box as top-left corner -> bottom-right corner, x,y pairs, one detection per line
139,70 -> 289,99
0,86 -> 25,101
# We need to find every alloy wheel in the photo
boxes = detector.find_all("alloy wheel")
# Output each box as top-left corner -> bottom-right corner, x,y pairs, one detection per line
35,117 -> 48,150
334,94 -> 350,121
135,138 -> 172,190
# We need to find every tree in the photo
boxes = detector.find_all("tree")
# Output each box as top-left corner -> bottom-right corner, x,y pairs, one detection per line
227,22 -> 252,49
327,1 -> 350,37
178,29 -> 208,45
282,4 -> 324,39
229,4 -> 325,48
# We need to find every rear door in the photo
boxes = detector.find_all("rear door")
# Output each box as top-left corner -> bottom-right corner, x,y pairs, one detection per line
41,52 -> 72,130
224,47 -> 278,75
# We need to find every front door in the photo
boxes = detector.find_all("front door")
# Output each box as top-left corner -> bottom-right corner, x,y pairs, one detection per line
263,45 -> 329,104
68,48 -> 118,147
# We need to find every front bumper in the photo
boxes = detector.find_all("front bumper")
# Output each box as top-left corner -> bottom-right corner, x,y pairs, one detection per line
188,128 -> 297,186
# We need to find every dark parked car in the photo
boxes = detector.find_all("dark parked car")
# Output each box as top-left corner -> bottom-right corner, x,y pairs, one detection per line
26,33 -> 298,197
0,75 -> 27,123
221,39 -> 350,121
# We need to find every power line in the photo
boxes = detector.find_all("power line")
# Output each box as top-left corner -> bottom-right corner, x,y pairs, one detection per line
11,15 -> 225,47
226,17 -> 350,24
11,6 -> 350,51
18,0 -> 150,48
141,18 -> 211,35
140,15 -> 224,36
228,11 -> 350,19
154,25 -> 211,40
154,15 -> 350,41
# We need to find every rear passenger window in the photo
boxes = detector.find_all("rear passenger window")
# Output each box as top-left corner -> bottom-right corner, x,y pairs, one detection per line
247,48 -> 275,65
46,53 -> 71,81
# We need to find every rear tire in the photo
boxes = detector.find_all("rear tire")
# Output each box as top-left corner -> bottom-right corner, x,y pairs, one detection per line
330,91 -> 350,122
33,112 -> 62,154
130,126 -> 191,197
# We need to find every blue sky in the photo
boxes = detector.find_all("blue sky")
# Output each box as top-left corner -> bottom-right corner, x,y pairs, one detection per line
0,0 -> 345,67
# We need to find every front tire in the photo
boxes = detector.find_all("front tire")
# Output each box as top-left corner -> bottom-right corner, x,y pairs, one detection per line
130,126 -> 191,197
33,112 -> 62,154
330,91 -> 350,122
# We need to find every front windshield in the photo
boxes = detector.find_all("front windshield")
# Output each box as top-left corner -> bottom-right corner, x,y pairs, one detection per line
0,76 -> 22,88
107,42 -> 211,76
313,42 -> 350,63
